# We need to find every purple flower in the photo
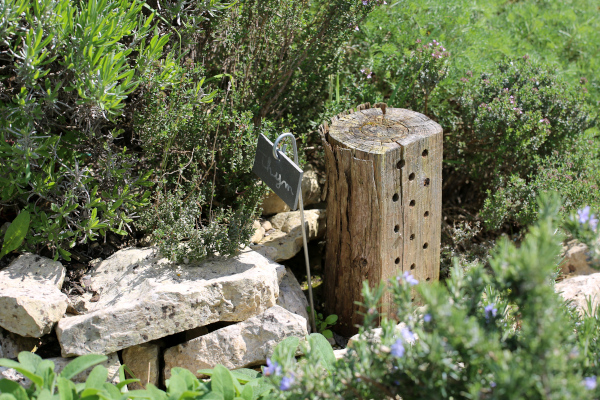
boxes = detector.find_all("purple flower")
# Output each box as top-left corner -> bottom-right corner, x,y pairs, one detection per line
363,0 -> 368,4
401,327 -> 416,342
367,72 -> 372,79
263,358 -> 282,376
423,313 -> 432,322
383,0 -> 387,3
403,271 -> 419,286
578,206 -> 592,224
280,375 -> 295,391
484,304 -> 497,319
355,26 -> 359,31
591,216 -> 599,232
360,69 -> 365,73
391,339 -> 405,357
583,376 -> 597,390
490,381 -> 497,388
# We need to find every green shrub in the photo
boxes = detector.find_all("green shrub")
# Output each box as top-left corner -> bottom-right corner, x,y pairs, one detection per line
447,57 -> 593,190
0,0 -> 223,260
482,137 -> 600,229
270,194 -> 600,399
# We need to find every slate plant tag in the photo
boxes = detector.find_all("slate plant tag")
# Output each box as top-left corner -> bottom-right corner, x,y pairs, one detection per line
253,134 -> 303,210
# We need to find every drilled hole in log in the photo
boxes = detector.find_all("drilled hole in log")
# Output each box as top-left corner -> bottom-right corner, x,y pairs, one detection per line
409,173 -> 415,181
426,277 -> 431,281
410,234 -> 415,240
397,160 -> 405,169
392,193 -> 399,202
422,149 -> 429,157
395,257 -> 400,264
394,225 -> 400,233
424,211 -> 430,217
410,263 -> 416,270
423,178 -> 430,187
423,242 -> 429,249
409,200 -> 416,207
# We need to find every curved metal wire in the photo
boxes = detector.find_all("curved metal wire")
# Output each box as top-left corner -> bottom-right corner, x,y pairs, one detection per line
271,133 -> 317,334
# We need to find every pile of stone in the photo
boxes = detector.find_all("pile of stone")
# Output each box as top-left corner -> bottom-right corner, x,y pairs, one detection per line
0,249 -> 310,387
0,168 -> 327,388
556,240 -> 600,314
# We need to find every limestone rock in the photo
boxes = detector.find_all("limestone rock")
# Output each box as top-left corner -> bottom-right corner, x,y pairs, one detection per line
347,322 -> 410,348
261,221 -> 273,231
250,221 -> 265,244
277,268 -> 310,332
57,248 -> 284,356
560,240 -> 597,276
261,192 -> 290,216
122,343 -> 160,390
556,273 -> 600,314
300,168 -> 322,207
0,254 -> 68,337
0,327 -> 39,359
261,166 -> 322,216
258,210 -> 326,262
334,349 -> 348,361
0,353 -> 121,386
163,306 -> 307,379
247,244 -> 279,262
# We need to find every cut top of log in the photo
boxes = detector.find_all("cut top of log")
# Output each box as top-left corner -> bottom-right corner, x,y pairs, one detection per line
326,107 -> 442,154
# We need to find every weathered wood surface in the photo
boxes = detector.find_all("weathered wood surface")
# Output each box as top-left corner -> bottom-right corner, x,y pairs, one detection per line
320,103 -> 442,336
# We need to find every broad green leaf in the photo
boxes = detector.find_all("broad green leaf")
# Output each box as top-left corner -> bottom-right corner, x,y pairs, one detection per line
57,377 -> 76,400
270,336 -> 299,363
240,384 -> 253,400
115,379 -> 139,390
79,387 -> 100,397
17,351 -> 42,372
198,393 -> 224,400
85,365 -> 108,389
0,379 -> 28,400
102,381 -> 122,398
166,371 -> 187,395
0,359 -> 43,387
36,389 -> 53,400
60,354 -> 107,380
308,333 -> 336,372
0,393 -> 17,400
324,315 -> 338,325
210,365 -> 235,400
0,211 -> 30,258
230,369 -> 259,384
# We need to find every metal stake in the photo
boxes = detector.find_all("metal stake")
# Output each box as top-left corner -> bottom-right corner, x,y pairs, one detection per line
272,133 -> 317,334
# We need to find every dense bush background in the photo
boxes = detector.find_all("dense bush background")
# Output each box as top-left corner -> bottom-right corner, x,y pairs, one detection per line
1,0 -> 598,264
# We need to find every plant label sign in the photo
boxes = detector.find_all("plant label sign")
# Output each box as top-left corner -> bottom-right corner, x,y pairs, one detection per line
252,134 -> 303,210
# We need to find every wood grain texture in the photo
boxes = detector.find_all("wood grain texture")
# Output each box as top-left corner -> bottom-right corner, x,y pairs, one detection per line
320,104 -> 442,336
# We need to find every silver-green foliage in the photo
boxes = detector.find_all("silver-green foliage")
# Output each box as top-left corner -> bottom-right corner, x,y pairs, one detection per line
274,194 -> 600,399
0,0 -> 217,259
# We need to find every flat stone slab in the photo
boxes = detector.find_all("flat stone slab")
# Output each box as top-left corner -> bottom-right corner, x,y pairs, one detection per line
556,273 -> 600,314
164,305 -> 307,379
257,210 -> 326,262
56,248 -> 284,356
0,254 -> 68,337
0,327 -> 39,359
277,268 -> 310,332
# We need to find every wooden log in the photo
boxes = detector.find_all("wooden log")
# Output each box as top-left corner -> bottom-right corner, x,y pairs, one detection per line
320,104 -> 442,336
